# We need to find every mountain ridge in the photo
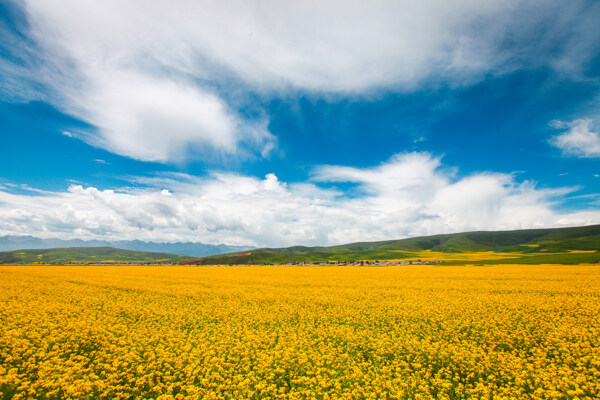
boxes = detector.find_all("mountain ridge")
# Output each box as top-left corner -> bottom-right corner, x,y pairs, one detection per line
0,246 -> 192,264
0,236 -> 252,257
190,224 -> 600,265
1,225 -> 598,265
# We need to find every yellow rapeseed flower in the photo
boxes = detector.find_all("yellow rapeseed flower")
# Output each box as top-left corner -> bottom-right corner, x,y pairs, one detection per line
0,264 -> 598,399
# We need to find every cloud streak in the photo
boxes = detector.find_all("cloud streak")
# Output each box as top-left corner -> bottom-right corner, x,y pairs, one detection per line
2,1 -> 598,162
0,153 -> 597,247
551,118 -> 600,158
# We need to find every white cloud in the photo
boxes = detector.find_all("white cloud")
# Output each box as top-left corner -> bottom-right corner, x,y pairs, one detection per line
0,152 -> 597,247
19,0 -> 598,92
80,72 -> 247,162
1,0 -> 596,162
551,118 -> 600,158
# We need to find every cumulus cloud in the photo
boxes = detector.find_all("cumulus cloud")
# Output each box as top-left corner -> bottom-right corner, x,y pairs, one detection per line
78,72 -> 248,162
0,153 -> 597,247
550,118 -> 600,158
1,0 -> 598,162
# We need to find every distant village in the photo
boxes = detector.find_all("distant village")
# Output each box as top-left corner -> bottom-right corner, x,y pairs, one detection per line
180,259 -> 445,266
258,260 -> 444,266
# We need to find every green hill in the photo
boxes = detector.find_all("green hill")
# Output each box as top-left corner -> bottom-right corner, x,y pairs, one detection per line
189,225 -> 600,265
0,247 -> 192,264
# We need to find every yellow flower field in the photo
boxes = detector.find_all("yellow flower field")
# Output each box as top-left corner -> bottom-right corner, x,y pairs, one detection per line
385,250 -> 525,262
1,264 -> 599,399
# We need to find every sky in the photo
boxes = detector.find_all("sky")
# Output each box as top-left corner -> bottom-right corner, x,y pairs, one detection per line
0,0 -> 599,247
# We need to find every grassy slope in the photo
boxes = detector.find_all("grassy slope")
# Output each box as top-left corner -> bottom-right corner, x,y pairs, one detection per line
0,247 -> 192,264
193,225 -> 600,265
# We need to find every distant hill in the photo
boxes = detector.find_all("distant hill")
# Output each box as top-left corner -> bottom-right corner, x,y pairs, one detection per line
0,247 -> 192,264
190,224 -> 600,265
0,236 -> 252,257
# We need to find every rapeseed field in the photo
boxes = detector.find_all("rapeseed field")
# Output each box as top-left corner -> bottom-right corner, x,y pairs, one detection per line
1,264 -> 599,399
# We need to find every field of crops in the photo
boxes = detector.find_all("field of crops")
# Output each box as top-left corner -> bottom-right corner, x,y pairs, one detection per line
1,264 -> 599,399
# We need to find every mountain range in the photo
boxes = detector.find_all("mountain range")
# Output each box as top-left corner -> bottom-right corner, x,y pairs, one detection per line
1,224 -> 598,265
0,247 -> 191,265
190,224 -> 600,265
0,236 -> 252,257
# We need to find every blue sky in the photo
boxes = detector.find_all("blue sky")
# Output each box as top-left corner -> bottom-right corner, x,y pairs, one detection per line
0,0 -> 599,246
